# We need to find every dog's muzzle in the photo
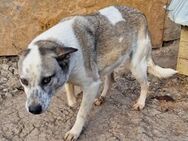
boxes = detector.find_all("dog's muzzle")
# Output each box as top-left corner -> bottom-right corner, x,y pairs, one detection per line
28,104 -> 42,115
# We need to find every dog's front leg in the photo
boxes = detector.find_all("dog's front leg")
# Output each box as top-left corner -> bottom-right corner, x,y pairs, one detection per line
64,80 -> 101,141
65,83 -> 77,107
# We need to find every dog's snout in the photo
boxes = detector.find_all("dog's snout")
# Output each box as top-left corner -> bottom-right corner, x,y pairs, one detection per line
28,104 -> 42,114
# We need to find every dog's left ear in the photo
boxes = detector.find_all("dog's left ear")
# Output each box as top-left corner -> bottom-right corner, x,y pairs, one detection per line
55,47 -> 78,71
56,47 -> 78,58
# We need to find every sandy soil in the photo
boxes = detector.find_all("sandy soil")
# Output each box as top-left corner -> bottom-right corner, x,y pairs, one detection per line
0,41 -> 188,141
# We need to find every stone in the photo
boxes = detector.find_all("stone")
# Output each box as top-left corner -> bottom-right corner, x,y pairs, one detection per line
163,15 -> 181,41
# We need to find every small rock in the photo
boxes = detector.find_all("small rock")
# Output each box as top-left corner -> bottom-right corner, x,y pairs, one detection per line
3,88 -> 8,92
1,64 -> 9,70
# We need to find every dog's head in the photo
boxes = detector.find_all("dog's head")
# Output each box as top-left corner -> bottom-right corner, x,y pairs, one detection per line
18,40 -> 77,115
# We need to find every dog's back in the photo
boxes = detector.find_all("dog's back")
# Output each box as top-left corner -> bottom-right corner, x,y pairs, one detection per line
73,6 -> 148,75
27,5 -> 176,79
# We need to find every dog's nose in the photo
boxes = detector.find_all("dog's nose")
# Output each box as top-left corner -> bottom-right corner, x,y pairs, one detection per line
28,104 -> 42,114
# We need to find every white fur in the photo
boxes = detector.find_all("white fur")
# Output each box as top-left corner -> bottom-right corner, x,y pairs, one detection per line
148,59 -> 177,78
131,33 -> 177,79
29,17 -> 80,49
99,6 -> 125,25
22,45 -> 42,84
131,34 -> 149,67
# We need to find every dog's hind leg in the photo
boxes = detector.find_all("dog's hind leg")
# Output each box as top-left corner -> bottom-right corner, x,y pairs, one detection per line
95,72 -> 114,106
130,27 -> 151,110
94,73 -> 114,106
130,59 -> 149,110
65,83 -> 77,107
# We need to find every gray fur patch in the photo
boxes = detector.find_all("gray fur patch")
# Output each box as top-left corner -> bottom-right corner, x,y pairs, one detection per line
72,6 -> 149,76
73,16 -> 99,78
35,39 -> 61,55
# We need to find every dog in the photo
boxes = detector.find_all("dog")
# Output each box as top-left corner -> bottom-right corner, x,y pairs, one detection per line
18,6 -> 177,141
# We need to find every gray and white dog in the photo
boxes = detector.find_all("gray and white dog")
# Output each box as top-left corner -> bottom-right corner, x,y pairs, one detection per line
18,6 -> 177,141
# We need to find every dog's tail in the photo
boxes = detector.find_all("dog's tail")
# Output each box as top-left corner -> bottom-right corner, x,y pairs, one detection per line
147,58 -> 177,78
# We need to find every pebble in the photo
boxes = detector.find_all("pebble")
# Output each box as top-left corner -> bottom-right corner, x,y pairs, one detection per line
1,64 -> 9,70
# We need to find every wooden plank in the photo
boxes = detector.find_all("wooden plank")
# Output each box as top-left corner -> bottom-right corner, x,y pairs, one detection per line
177,58 -> 188,76
0,0 -> 168,56
177,26 -> 188,76
178,41 -> 188,59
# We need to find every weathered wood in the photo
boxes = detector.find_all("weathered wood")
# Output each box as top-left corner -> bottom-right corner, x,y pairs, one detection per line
177,58 -> 188,76
177,26 -> 188,76
0,0 -> 168,56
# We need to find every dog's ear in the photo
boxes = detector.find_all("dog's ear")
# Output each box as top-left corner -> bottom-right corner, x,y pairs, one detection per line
35,40 -> 78,57
52,47 -> 77,71
35,39 -> 78,71
55,47 -> 78,58
55,47 -> 78,72
17,49 -> 30,58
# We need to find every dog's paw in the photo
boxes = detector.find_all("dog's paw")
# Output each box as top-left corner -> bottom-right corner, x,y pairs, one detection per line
94,96 -> 105,106
68,99 -> 77,108
64,130 -> 79,141
133,102 -> 145,111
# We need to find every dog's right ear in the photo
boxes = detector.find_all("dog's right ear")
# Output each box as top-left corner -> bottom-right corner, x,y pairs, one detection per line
17,49 -> 30,58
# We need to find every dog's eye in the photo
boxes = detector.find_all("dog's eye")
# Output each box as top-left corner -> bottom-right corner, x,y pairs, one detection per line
42,77 -> 51,85
41,74 -> 55,86
20,78 -> 28,86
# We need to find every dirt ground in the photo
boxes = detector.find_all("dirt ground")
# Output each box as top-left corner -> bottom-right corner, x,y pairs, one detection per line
0,41 -> 188,141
